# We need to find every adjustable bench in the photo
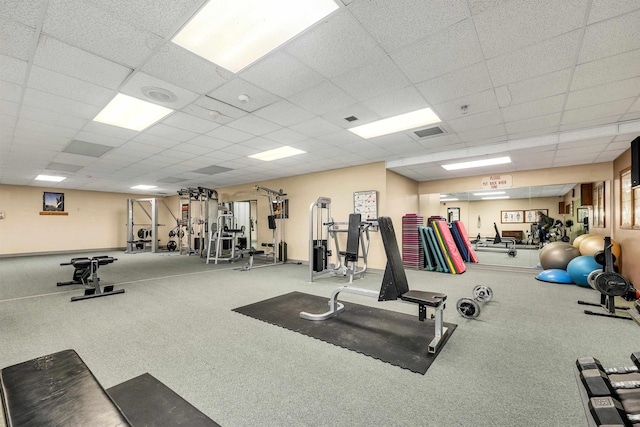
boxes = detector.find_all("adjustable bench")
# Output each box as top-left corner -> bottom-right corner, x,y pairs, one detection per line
57,256 -> 124,301
301,216 -> 449,354
0,349 -> 220,427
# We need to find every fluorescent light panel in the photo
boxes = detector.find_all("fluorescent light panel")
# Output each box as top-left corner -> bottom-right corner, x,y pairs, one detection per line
93,93 -> 173,131
441,156 -> 511,171
473,191 -> 506,196
249,146 -> 306,161
348,108 -> 441,139
481,196 -> 509,200
35,174 -> 66,182
172,0 -> 339,73
131,185 -> 157,190
440,198 -> 458,202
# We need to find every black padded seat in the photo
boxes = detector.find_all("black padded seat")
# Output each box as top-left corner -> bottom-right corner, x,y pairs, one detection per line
400,290 -> 447,307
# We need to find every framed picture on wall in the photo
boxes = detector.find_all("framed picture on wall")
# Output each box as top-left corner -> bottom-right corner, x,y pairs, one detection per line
43,192 -> 64,212
577,207 -> 589,224
525,209 -> 547,223
447,207 -> 460,222
501,210 -> 523,223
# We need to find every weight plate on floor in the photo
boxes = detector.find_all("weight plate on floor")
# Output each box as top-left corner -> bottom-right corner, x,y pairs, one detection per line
507,249 -> 517,257
166,240 -> 177,251
473,285 -> 493,302
456,298 -> 480,318
594,271 -> 630,297
587,269 -> 603,290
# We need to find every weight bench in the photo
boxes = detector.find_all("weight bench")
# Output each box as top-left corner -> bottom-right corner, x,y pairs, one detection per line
0,349 -> 219,427
57,256 -> 124,302
301,216 -> 449,354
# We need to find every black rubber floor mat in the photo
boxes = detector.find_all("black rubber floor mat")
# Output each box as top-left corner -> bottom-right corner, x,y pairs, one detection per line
108,373 -> 220,427
233,291 -> 456,374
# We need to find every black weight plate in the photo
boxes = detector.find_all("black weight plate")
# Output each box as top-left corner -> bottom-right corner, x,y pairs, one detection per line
595,271 -> 630,297
456,298 -> 480,318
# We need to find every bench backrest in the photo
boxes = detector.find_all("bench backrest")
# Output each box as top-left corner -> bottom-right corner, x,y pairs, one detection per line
377,216 -> 410,300
344,213 -> 361,260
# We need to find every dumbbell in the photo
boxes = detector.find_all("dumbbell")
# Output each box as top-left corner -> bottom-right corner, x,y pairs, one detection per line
456,285 -> 493,319
577,353 -> 640,398
577,353 -> 640,376
589,396 -> 640,426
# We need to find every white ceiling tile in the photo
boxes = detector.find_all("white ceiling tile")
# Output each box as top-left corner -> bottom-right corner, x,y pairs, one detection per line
501,95 -> 565,123
433,90 -> 499,121
416,62 -> 492,105
240,51 -> 325,98
457,123 -> 506,142
192,96 -> 247,122
566,77 -> 640,110
596,149 -> 626,162
238,137 -> 281,151
0,81 -> 22,103
571,50 -> 640,91
43,0 -> 163,68
263,128 -> 308,144
447,109 -> 503,133
474,0 -> 587,59
467,0 -> 511,15
320,103 -> 380,129
390,19 -> 483,83
561,98 -> 634,124
290,138 -> 333,153
558,136 -> 613,150
487,31 -> 581,86
22,88 -> 100,119
0,0 -> 47,27
206,78 -> 281,113
145,123 -> 199,142
120,71 -> 198,109
558,116 -> 625,132
348,0 -> 470,51
206,126 -> 254,143
142,43 -> 232,94
286,9 -> 387,78
252,100 -> 315,127
131,133 -> 181,149
496,69 -> 572,107
119,141 -> 165,155
579,9 -> 640,64
0,20 -> 35,61
331,56 -> 409,101
315,130 -> 364,146
187,135 -> 231,150
0,53 -> 28,85
28,66 -> 114,106
621,111 -> 640,121
16,117 -> 77,138
288,80 -> 357,115
219,144 -> 258,157
161,112 -> 219,134
226,115 -> 282,136
289,117 -> 344,138
20,104 -> 88,130
505,113 -> 562,134
587,0 -> 640,24
362,86 -> 429,117
86,0 -> 202,38
606,140 -> 632,151
34,36 -> 131,90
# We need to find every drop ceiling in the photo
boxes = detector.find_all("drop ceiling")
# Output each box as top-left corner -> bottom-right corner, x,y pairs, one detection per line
1,0 -> 640,195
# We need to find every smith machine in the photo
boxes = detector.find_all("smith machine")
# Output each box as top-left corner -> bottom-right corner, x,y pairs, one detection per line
176,187 -> 218,257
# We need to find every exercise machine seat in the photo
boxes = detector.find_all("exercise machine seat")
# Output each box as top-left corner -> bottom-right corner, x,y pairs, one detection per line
400,290 -> 447,308
338,213 -> 361,262
0,349 -> 131,426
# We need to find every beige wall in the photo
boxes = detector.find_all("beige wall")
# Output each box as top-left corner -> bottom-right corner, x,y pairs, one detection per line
0,184 -> 176,255
216,162 -> 390,269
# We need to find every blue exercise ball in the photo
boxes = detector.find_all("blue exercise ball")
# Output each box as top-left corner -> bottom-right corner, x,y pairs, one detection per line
536,269 -> 574,284
567,256 -> 602,287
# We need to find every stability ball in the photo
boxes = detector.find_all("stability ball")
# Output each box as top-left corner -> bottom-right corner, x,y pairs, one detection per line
566,256 -> 601,287
536,269 -> 574,284
539,244 -> 580,270
539,241 -> 569,257
572,233 -> 591,249
578,235 -> 621,259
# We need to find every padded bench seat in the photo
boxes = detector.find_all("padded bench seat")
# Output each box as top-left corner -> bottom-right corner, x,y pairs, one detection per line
400,290 -> 447,307
1,349 -> 130,426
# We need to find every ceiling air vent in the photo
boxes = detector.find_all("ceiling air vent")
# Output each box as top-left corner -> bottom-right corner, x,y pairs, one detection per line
344,115 -> 358,122
414,126 -> 445,138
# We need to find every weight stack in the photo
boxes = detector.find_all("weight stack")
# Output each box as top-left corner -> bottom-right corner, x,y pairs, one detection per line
402,214 -> 424,269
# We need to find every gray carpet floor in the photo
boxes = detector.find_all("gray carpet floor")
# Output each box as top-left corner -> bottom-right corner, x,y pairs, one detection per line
1,251 -> 638,426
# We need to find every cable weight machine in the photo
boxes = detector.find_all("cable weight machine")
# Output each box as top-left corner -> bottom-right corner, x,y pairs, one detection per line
256,185 -> 287,265
176,187 -> 218,257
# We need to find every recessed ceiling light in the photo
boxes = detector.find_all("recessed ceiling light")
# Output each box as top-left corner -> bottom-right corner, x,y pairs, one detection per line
249,146 -> 306,161
93,93 -> 173,131
172,0 -> 339,73
481,196 -> 510,200
441,156 -> 511,171
440,198 -> 459,202
35,174 -> 66,182
473,191 -> 506,196
348,108 -> 441,139
131,185 -> 157,190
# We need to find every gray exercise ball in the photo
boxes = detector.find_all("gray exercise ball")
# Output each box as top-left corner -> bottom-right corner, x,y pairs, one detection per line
539,244 -> 581,271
